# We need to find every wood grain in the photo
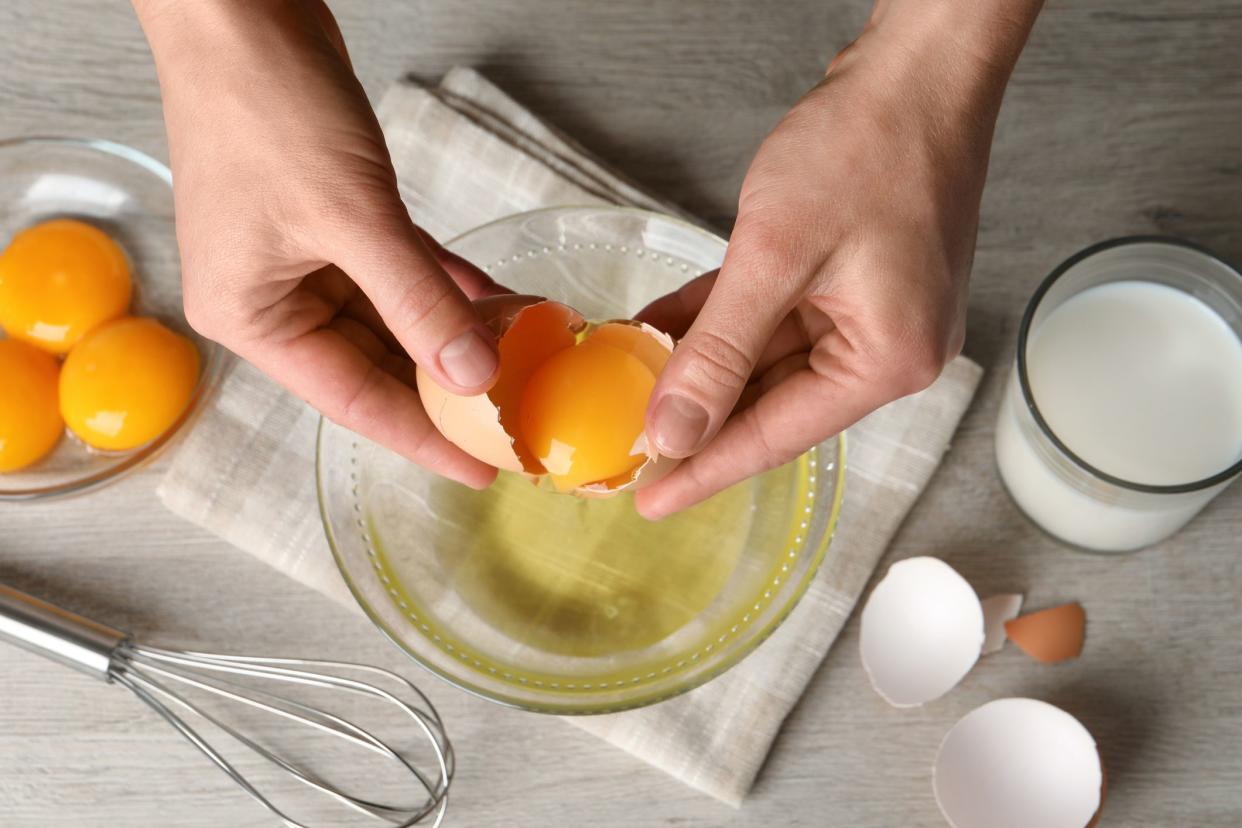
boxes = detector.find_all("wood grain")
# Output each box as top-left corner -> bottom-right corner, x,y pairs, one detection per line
2,0 -> 1241,825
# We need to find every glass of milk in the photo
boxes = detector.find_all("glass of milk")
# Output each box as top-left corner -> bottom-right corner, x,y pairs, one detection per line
996,237 -> 1242,552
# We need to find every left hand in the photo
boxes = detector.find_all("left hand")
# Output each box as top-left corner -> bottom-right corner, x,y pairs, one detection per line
634,6 -> 1025,519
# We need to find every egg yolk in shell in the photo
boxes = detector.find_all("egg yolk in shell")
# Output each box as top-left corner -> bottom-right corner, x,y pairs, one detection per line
59,317 -> 200,451
0,219 -> 132,354
0,338 -> 64,471
518,338 -> 656,491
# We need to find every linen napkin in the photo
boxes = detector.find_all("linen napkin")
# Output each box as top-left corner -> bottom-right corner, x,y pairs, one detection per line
158,67 -> 983,807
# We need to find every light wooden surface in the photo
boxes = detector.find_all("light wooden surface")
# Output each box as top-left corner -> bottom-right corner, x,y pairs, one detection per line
3,1 -> 1242,825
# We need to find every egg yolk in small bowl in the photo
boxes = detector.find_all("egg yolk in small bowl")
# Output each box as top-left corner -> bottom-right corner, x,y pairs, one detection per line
0,218 -> 132,354
0,338 -> 63,471
59,316 -> 200,452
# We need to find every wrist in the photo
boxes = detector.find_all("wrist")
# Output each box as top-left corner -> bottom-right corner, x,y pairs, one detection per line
132,0 -> 319,71
830,0 -> 1042,123
869,0 -> 1043,80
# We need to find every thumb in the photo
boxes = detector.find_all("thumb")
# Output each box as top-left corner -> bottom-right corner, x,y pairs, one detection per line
646,243 -> 797,458
337,214 -> 499,395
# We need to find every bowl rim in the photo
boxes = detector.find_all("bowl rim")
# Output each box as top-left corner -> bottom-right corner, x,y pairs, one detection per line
0,135 -> 226,501
316,204 -> 848,714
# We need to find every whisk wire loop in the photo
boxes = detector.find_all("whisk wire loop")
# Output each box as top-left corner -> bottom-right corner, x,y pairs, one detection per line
114,644 -> 452,827
0,585 -> 452,826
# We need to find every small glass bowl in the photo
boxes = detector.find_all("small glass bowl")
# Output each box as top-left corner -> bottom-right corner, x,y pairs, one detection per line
317,206 -> 846,714
0,136 -> 224,500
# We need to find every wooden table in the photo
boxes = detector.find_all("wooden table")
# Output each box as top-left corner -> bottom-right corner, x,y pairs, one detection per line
2,1 -> 1240,825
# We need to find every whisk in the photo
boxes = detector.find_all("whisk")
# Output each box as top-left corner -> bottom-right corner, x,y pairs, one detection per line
0,584 -> 453,827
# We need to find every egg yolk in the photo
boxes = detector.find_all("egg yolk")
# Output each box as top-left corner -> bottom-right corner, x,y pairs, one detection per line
518,338 -> 656,491
0,219 -> 131,354
59,317 -> 200,451
0,338 -> 63,471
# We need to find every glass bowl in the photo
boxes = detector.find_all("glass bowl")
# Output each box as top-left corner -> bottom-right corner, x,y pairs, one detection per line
0,136 -> 223,500
317,206 -> 845,714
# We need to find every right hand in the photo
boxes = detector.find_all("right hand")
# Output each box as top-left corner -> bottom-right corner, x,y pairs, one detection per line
134,0 -> 507,488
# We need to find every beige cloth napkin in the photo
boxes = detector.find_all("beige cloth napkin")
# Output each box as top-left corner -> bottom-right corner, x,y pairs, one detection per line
158,67 -> 983,807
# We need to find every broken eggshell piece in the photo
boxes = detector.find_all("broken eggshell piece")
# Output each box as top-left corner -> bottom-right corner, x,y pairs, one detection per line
415,295 -> 679,496
980,593 -> 1024,656
1005,602 -> 1086,664
859,557 -> 985,707
934,698 -> 1104,828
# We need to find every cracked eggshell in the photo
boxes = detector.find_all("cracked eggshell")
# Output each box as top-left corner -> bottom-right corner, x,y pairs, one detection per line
980,593 -> 1024,656
416,295 -> 581,474
934,698 -> 1104,828
416,299 -> 679,496
1004,602 -> 1086,664
571,320 -> 680,497
859,557 -> 985,707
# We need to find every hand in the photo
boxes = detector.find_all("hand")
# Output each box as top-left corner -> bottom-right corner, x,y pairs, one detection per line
635,0 -> 1041,519
134,0 -> 508,488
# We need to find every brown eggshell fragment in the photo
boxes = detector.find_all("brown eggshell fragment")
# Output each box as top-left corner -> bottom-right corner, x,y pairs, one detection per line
416,296 -> 582,473
570,320 -> 679,494
588,321 -> 675,379
574,450 -> 680,497
489,300 -> 584,470
1004,602 -> 1085,664
417,379 -> 528,473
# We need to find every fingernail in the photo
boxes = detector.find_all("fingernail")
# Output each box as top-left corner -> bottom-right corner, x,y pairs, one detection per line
439,330 -> 498,388
636,499 -> 669,522
650,394 -> 710,456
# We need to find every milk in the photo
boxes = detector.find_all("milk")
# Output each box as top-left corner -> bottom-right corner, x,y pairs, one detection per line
996,279 -> 1242,552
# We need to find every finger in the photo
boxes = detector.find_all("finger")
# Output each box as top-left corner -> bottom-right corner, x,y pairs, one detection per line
336,215 -> 500,395
640,325 -> 904,518
758,351 -> 811,393
241,328 -> 497,489
736,351 -> 811,411
637,269 -> 821,377
644,244 -> 801,459
339,290 -> 403,354
637,335 -> 888,519
309,1 -> 353,68
313,257 -> 505,357
634,269 -> 718,339
327,316 -> 418,387
755,313 -> 818,376
415,227 -> 514,299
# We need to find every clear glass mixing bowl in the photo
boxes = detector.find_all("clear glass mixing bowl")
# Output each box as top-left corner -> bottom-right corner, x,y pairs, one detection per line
317,206 -> 844,713
0,136 -> 224,500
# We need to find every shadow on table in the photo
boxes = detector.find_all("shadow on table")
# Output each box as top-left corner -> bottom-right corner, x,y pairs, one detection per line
403,60 -> 745,231
0,562 -> 159,636
1043,675 -> 1157,801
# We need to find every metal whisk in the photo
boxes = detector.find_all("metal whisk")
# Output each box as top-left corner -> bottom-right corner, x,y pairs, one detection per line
0,584 -> 453,827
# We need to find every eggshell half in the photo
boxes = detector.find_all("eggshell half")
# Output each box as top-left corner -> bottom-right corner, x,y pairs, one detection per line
1004,602 -> 1086,664
980,593 -> 1024,656
934,698 -> 1104,828
417,298 -> 679,496
418,376 -> 528,473
416,295 -> 581,473
572,320 -> 680,495
859,557 -> 985,707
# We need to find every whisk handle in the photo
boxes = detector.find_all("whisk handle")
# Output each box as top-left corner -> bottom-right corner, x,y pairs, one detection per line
0,585 -> 129,681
